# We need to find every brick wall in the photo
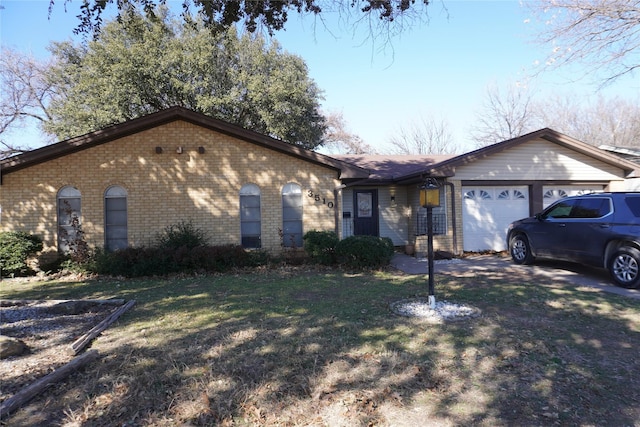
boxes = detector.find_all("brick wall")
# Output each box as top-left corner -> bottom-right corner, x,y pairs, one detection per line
0,121 -> 341,258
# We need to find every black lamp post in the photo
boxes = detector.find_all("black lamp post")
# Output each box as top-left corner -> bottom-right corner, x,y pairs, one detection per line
420,178 -> 441,308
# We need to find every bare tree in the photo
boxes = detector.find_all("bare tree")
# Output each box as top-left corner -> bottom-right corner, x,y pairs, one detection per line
526,0 -> 640,84
0,47 -> 55,158
387,115 -> 458,155
536,94 -> 640,147
471,80 -> 640,148
321,111 -> 376,154
470,82 -> 537,147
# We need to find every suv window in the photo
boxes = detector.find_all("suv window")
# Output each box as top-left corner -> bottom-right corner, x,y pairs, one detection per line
625,196 -> 640,217
570,197 -> 611,218
544,200 -> 575,218
543,197 -> 611,219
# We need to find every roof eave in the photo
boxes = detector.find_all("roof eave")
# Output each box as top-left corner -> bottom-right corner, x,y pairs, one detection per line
0,107 -> 370,180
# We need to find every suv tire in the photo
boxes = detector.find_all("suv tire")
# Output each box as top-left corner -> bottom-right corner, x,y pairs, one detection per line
509,234 -> 534,265
609,247 -> 640,289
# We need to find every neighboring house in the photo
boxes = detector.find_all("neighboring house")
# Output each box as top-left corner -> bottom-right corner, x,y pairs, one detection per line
599,145 -> 640,191
1,108 -> 638,265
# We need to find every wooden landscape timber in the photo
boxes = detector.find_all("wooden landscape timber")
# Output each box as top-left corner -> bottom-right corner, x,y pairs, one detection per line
71,299 -> 136,355
0,350 -> 100,419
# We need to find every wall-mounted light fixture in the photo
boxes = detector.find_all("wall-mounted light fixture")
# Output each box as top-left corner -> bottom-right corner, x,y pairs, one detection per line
155,146 -> 163,154
198,146 -> 205,154
176,146 -> 183,154
390,194 -> 396,207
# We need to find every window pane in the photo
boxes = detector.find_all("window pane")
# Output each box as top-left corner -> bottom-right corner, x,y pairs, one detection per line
106,210 -> 127,225
282,183 -> 302,195
571,198 -> 610,218
283,194 -> 302,207
58,198 -> 81,225
545,201 -> 575,218
241,195 -> 260,209
106,198 -> 127,210
241,207 -> 261,221
107,226 -> 128,239
240,188 -> 261,248
57,191 -> 81,253
625,197 -> 640,217
282,185 -> 302,248
283,221 -> 302,235
105,193 -> 127,251
240,184 -> 260,196
241,221 -> 261,235
283,206 -> 303,220
59,186 -> 80,198
242,236 -> 261,248
105,186 -> 127,198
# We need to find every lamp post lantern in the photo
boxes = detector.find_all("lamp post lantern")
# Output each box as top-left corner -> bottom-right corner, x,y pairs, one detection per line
420,178 -> 441,309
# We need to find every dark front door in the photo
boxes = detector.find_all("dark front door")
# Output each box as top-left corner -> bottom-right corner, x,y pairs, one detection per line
353,190 -> 379,236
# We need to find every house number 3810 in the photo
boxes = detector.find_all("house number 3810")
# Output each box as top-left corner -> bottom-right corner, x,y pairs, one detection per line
307,190 -> 334,209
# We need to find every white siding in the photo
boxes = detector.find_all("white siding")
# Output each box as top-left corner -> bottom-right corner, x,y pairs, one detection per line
379,186 -> 410,245
341,186 -> 410,245
455,139 -> 626,181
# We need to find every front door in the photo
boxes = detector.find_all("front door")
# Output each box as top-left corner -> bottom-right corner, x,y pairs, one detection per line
353,190 -> 379,236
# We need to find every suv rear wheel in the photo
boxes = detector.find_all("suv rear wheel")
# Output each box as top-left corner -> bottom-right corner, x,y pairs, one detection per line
509,234 -> 534,265
609,247 -> 640,289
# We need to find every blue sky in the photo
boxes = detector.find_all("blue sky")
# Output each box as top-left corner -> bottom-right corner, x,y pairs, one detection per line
1,0 -> 639,153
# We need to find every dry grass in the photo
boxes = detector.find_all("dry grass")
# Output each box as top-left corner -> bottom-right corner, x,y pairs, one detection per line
1,265 -> 639,426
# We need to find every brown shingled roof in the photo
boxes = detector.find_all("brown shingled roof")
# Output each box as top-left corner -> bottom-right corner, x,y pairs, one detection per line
0,107 -> 370,182
333,154 -> 457,183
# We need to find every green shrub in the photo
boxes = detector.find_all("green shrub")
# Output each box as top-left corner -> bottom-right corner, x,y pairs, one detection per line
93,247 -> 171,277
244,249 -> 273,267
93,244 -> 250,277
303,230 -> 339,265
188,244 -> 248,271
335,235 -> 394,269
0,231 -> 43,276
155,220 -> 209,250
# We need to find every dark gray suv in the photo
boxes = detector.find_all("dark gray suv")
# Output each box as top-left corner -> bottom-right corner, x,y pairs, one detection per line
507,192 -> 640,289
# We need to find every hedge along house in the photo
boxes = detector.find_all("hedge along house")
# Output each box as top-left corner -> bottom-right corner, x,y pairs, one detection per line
0,107 -> 369,263
335,128 -> 639,256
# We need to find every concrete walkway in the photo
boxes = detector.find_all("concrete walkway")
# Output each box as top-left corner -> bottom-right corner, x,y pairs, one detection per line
391,252 -> 640,300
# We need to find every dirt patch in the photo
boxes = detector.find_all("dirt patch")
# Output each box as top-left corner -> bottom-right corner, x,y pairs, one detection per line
0,300 -> 118,403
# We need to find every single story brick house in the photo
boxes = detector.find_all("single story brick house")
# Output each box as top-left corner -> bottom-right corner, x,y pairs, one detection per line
1,107 -> 637,262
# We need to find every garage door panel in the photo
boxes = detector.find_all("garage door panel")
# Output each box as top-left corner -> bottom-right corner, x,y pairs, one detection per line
462,187 -> 529,252
542,185 -> 603,208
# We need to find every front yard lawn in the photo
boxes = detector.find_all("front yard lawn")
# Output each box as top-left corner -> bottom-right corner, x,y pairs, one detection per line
1,266 -> 639,426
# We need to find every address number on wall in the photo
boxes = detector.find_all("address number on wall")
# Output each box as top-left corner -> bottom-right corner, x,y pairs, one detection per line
307,190 -> 334,209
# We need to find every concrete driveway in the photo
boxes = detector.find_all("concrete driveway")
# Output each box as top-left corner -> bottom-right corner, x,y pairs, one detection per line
391,253 -> 640,300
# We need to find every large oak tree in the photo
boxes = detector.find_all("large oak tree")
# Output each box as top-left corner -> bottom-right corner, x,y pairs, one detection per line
42,7 -> 326,149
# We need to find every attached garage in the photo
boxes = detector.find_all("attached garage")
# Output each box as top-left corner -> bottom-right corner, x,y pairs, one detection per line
330,129 -> 638,256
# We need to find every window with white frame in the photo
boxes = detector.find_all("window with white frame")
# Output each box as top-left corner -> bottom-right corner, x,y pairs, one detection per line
282,183 -> 303,248
417,188 -> 447,236
57,186 -> 81,253
240,184 -> 261,248
105,186 -> 128,251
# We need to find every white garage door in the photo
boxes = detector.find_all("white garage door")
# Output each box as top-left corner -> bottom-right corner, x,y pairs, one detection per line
462,186 -> 530,252
542,185 -> 603,208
